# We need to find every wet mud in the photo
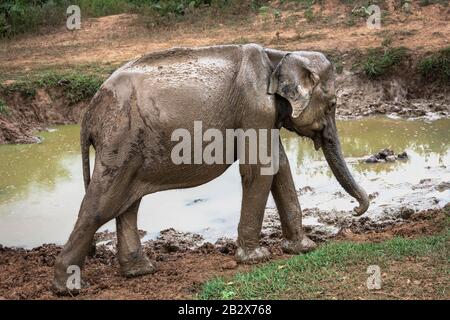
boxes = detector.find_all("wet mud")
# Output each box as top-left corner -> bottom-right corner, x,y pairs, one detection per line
0,204 -> 447,300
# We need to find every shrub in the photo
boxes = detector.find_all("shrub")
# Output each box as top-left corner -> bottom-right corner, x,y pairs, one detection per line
0,0 -> 233,38
418,47 -> 450,81
362,47 -> 408,78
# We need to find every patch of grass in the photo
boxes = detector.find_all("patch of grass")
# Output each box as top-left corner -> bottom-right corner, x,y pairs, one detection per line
418,46 -> 450,81
1,70 -> 106,104
304,6 -> 314,23
334,61 -> 344,74
199,231 -> 449,300
0,98 -> 9,115
361,47 -> 409,78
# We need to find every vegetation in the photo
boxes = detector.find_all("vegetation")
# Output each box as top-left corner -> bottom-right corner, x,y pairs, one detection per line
0,0 -> 237,37
304,6 -> 314,23
0,98 -> 9,115
418,46 -> 450,81
6,0 -> 446,38
199,229 -> 450,299
361,47 -> 409,78
419,0 -> 448,6
0,69 -> 108,104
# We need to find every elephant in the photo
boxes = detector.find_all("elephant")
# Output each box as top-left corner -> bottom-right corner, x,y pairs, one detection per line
53,44 -> 369,294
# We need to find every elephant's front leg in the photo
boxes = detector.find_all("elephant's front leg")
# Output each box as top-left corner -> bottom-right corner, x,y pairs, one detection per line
235,164 -> 273,264
271,142 -> 317,254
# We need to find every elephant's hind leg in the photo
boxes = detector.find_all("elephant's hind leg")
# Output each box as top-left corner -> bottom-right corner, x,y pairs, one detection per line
53,166 -> 143,295
116,198 -> 156,277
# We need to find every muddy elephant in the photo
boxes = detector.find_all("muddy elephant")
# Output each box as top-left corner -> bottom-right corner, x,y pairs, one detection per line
53,44 -> 369,293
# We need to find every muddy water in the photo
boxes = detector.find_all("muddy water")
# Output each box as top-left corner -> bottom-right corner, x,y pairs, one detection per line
0,118 -> 449,248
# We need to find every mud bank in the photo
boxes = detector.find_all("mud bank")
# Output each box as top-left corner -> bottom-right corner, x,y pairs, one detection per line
0,87 -> 88,144
0,205 -> 447,300
0,52 -> 449,144
336,70 -> 450,120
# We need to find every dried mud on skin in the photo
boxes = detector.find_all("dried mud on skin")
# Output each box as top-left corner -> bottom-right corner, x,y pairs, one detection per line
0,205 -> 448,300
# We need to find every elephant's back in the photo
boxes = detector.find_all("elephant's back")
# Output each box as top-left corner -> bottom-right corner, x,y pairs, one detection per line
96,46 -> 244,127
123,45 -> 241,89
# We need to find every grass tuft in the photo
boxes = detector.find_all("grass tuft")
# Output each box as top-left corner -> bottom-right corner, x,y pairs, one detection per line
0,98 -> 9,115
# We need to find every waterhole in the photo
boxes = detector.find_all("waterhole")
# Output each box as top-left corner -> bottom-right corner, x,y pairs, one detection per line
0,117 -> 449,247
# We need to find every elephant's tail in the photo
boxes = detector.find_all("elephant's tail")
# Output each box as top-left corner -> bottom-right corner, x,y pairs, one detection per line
80,120 -> 91,192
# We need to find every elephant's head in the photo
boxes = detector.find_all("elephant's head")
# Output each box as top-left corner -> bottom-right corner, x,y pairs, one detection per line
267,50 -> 369,216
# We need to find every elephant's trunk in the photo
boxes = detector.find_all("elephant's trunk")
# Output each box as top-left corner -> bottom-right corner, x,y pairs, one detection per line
320,111 -> 369,216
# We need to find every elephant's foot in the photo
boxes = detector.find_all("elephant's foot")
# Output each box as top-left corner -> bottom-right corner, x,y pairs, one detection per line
52,260 -> 88,296
235,247 -> 270,264
282,235 -> 317,254
52,278 -> 89,296
119,255 -> 156,278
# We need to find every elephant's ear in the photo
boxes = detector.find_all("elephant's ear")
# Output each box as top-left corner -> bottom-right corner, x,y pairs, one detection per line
267,72 -> 279,95
268,54 -> 320,118
267,54 -> 289,95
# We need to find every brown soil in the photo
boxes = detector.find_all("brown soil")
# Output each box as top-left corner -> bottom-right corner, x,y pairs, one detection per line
0,207 -> 447,300
336,207 -> 449,243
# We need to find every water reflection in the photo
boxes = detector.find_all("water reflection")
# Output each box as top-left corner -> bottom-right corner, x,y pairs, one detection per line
0,118 -> 449,247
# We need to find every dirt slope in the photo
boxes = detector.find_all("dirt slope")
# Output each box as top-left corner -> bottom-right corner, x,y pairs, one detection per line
0,2 -> 449,73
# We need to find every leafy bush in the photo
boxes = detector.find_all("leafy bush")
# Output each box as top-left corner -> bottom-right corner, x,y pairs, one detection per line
0,0 -> 232,38
418,47 -> 450,81
362,47 -> 408,78
0,0 -> 68,37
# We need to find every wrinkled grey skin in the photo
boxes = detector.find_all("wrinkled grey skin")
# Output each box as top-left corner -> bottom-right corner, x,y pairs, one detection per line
53,44 -> 369,294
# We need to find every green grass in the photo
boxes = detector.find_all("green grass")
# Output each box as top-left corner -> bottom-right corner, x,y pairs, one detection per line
0,98 -> 9,115
418,46 -> 450,81
304,6 -> 314,23
0,69 -> 107,104
198,230 -> 449,299
361,47 -> 409,78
